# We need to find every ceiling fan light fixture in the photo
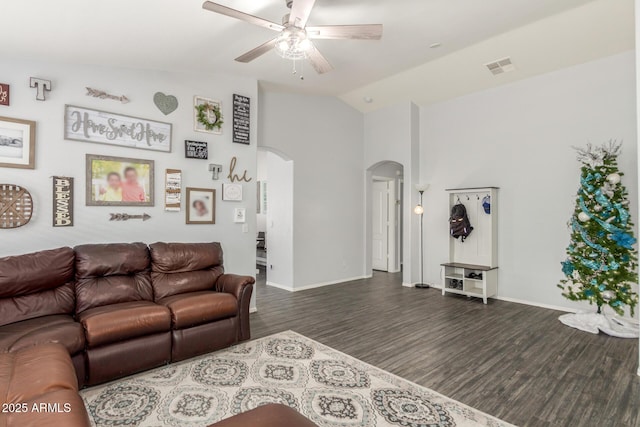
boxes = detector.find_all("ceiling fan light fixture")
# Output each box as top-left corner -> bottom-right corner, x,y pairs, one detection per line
275,26 -> 313,60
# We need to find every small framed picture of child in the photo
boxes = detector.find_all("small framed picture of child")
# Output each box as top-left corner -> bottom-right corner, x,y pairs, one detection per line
86,154 -> 154,206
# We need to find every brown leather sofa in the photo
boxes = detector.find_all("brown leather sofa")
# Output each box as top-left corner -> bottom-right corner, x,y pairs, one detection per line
0,242 -> 322,427
0,242 -> 254,387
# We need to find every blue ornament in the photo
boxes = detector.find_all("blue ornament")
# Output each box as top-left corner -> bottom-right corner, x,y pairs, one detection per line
609,261 -> 620,270
611,232 -> 636,249
584,289 -> 595,297
611,301 -> 622,307
621,254 -> 630,262
598,284 -> 606,291
561,260 -> 575,276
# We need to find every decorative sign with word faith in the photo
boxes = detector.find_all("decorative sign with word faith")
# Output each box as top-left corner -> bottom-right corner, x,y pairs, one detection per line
232,94 -> 250,145
64,105 -> 172,152
53,176 -> 73,227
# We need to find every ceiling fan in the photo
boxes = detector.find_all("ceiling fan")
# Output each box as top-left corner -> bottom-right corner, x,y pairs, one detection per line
202,0 -> 383,74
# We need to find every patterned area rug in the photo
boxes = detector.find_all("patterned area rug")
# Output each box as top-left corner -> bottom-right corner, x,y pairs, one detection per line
80,331 -> 514,427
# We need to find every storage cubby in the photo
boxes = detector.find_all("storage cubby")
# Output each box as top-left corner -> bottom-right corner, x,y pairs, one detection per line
441,187 -> 498,304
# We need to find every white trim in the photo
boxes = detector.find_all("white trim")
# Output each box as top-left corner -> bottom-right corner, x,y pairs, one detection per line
267,276 -> 368,293
402,282 -> 415,288
266,281 -> 294,292
249,307 -> 257,313
412,284 -> 580,313
494,296 -> 577,313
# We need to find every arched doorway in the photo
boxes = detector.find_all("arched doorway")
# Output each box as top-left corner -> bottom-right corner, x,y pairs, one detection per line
365,161 -> 406,280
256,147 -> 294,290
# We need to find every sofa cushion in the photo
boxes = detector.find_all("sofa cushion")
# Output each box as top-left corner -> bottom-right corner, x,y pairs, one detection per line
0,315 -> 85,354
74,243 -> 153,314
0,247 -> 75,327
0,344 -> 91,426
150,242 -> 225,300
158,291 -> 237,329
78,301 -> 171,347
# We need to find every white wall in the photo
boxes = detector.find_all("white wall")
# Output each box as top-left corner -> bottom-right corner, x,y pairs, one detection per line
364,102 -> 421,285
0,59 -> 258,309
265,151 -> 294,288
256,149 -> 267,233
259,91 -> 365,289
421,51 -> 638,313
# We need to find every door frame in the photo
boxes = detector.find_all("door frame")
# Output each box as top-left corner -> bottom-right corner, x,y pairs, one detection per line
372,175 -> 399,273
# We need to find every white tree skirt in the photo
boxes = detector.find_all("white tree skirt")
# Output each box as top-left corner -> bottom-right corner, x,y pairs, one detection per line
559,311 -> 639,338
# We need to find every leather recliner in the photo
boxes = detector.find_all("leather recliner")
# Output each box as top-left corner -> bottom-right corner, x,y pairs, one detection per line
74,242 -> 173,386
149,242 -> 253,362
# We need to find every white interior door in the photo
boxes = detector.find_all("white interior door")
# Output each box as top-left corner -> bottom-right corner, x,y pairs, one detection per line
372,180 -> 389,271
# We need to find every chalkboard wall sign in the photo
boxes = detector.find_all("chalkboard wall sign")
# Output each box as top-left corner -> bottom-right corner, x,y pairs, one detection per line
232,94 -> 250,145
185,140 -> 208,159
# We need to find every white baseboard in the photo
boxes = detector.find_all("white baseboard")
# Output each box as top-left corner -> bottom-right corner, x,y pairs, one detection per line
249,307 -> 257,313
266,281 -> 294,292
495,296 -> 577,313
267,276 -> 368,293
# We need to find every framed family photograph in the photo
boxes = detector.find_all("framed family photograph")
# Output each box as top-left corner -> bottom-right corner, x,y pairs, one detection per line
186,187 -> 216,224
0,116 -> 36,169
86,154 -> 154,206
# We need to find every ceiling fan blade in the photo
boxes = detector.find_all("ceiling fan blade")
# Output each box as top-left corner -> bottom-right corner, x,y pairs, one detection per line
203,1 -> 284,31
289,0 -> 316,28
306,24 -> 383,40
307,47 -> 333,74
235,38 -> 278,63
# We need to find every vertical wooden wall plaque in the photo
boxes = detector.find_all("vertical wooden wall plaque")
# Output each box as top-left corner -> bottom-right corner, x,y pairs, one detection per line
53,176 -> 73,227
165,169 -> 182,211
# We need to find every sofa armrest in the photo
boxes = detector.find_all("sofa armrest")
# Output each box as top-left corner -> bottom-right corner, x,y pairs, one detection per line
215,274 -> 255,341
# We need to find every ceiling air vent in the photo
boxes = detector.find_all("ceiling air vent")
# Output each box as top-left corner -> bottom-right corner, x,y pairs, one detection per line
484,57 -> 516,75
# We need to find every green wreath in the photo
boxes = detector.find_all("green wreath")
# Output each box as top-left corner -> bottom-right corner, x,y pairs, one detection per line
195,102 -> 223,131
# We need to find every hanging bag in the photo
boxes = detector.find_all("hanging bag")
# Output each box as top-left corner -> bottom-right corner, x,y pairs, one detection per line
450,203 -> 473,242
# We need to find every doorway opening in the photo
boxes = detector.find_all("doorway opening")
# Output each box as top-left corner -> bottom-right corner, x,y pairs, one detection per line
368,162 -> 404,273
256,147 -> 294,290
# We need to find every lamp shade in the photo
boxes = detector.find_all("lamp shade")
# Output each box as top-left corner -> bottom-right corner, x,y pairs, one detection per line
415,183 -> 430,192
414,204 -> 424,215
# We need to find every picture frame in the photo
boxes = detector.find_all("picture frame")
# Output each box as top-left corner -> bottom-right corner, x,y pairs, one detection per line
185,140 -> 208,159
86,154 -> 154,206
234,208 -> 246,223
65,105 -> 172,153
0,84 -> 9,106
0,116 -> 36,169
194,96 -> 222,135
186,187 -> 216,224
222,183 -> 243,201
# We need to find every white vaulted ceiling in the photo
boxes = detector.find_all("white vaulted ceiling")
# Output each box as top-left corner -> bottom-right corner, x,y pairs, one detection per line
0,0 -> 633,110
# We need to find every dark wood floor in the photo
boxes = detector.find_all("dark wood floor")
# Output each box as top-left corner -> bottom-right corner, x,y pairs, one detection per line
250,270 -> 639,427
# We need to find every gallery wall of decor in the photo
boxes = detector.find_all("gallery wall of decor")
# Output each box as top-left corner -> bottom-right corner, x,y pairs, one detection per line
0,58 -> 258,290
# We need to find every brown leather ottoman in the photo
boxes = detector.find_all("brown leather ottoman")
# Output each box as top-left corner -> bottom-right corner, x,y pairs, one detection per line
210,404 -> 318,427
0,344 -> 91,427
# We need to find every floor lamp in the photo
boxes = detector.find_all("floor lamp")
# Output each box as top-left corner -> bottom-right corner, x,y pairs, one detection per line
414,184 -> 430,288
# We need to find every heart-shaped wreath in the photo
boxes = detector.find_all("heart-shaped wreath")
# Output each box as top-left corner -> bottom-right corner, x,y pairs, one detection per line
195,102 -> 223,131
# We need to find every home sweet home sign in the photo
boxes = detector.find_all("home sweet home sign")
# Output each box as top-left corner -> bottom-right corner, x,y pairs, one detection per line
64,105 -> 172,152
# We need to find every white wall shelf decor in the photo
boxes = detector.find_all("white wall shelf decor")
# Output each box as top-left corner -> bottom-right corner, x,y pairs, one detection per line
441,187 -> 498,304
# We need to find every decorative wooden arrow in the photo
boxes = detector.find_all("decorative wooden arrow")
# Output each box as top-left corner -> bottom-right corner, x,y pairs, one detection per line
109,213 -> 151,221
86,87 -> 130,104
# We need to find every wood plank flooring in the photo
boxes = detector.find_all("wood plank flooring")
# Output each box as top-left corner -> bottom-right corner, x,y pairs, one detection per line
250,270 -> 639,427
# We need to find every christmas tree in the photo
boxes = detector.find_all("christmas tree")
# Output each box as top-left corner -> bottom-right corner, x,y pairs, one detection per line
559,141 -> 638,316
